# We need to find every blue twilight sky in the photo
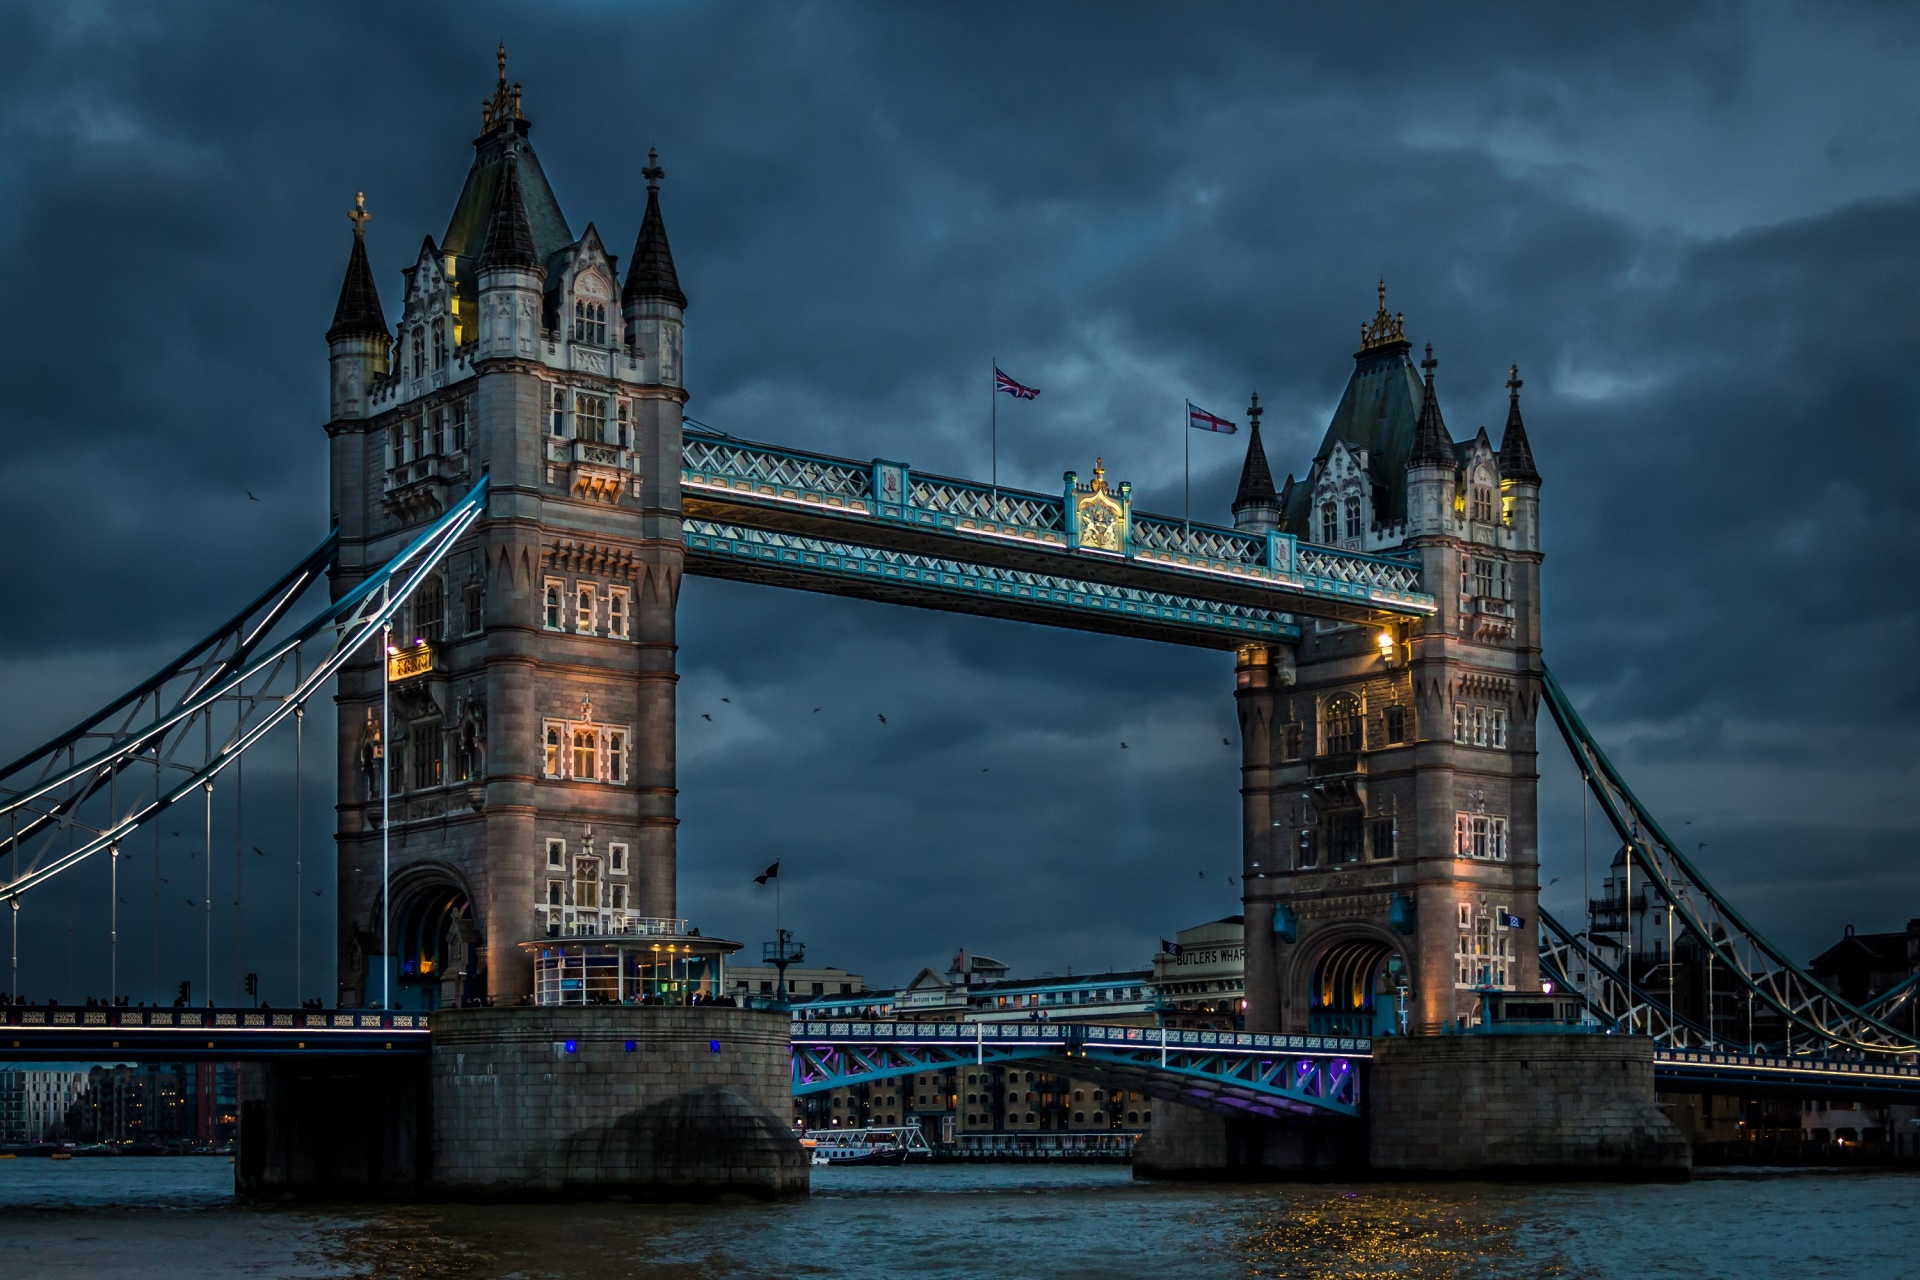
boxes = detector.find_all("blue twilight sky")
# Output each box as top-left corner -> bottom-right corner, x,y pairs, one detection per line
1,1 -> 1918,1003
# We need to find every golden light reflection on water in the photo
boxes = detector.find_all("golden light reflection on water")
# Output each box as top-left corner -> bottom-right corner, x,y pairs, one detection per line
1233,1187 -> 1573,1280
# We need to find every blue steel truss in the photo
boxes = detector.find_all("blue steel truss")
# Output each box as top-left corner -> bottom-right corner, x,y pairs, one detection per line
788,1021 -> 1365,1118
684,520 -> 1301,645
0,478 -> 488,902
681,430 -> 1435,623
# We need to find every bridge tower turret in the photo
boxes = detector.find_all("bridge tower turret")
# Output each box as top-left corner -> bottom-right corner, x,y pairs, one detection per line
1240,287 -> 1544,1037
325,55 -> 691,1007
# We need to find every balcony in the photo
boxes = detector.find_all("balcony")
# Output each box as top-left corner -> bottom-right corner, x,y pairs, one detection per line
544,438 -> 634,502
383,451 -> 470,523
1465,594 -> 1515,640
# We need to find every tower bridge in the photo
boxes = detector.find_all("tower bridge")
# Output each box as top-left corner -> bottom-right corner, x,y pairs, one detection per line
1,54 -> 1915,1195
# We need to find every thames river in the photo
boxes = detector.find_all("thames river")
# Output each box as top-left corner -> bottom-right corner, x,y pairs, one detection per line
0,1158 -> 1911,1278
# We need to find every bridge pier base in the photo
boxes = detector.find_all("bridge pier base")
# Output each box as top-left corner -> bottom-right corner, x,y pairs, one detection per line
237,1057 -> 430,1200
1134,1102 -> 1367,1180
1367,1033 -> 1690,1180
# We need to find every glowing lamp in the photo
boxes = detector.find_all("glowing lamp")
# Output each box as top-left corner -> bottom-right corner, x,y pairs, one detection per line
1541,980 -> 1555,995
1375,631 -> 1395,661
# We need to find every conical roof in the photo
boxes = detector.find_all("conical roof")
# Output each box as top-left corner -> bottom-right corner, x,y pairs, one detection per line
1407,345 -> 1457,469
624,151 -> 686,309
1231,394 -> 1277,514
1497,365 -> 1541,484
481,149 -> 541,271
326,196 -> 388,343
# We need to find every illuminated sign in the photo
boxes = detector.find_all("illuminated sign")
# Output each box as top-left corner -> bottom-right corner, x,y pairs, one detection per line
387,643 -> 434,682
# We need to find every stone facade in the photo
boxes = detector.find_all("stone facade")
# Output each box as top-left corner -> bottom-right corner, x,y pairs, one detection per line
430,1006 -> 805,1198
1237,293 -> 1546,1036
324,62 -> 687,1005
1367,1033 -> 1689,1177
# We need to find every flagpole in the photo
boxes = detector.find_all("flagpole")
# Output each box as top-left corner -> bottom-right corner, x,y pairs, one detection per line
1183,400 -> 1191,531
990,357 -> 998,497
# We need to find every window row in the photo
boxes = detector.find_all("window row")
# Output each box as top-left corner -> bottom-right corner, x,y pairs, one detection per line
387,718 -> 482,794
1456,902 -> 1516,989
1452,704 -> 1509,749
1296,815 -> 1397,868
1463,555 -> 1511,601
1318,494 -> 1365,544
540,720 -> 631,784
543,579 -> 631,638
387,396 -> 472,468
1277,700 -> 1408,760
1453,813 -> 1509,861
573,299 -> 608,346
395,578 -> 484,645
549,387 -> 633,447
407,317 -> 453,382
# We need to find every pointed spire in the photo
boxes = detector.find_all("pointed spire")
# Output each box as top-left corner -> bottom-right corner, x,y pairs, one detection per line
480,42 -> 526,136
1231,391 -> 1278,514
1407,344 -> 1456,469
327,192 -> 389,343
480,148 -> 540,271
1498,364 -> 1541,484
624,148 -> 687,309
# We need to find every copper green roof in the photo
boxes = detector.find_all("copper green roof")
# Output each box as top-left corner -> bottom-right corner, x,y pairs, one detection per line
441,123 -> 573,310
1282,338 -> 1426,533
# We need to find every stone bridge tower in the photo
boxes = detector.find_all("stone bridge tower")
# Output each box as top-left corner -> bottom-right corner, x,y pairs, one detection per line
322,56 -> 687,1005
1236,289 -> 1544,1036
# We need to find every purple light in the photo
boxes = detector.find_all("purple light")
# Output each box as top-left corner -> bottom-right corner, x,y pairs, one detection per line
1333,1059 -> 1349,1073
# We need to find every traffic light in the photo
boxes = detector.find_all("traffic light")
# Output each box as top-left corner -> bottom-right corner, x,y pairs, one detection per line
244,972 -> 258,1002
175,980 -> 190,1008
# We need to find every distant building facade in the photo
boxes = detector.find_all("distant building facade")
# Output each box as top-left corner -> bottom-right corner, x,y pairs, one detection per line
0,1069 -> 87,1142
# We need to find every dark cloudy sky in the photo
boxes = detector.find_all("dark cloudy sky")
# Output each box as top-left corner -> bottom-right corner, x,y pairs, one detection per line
3,2 -> 1918,1005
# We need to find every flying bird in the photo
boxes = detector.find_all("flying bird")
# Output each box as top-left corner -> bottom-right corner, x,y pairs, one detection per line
877,713 -> 887,724
185,899 -> 197,908
701,713 -> 711,721
1120,742 -> 1128,749
252,846 -> 266,857
246,491 -> 260,502
1227,875 -> 1237,886
812,707 -> 821,713
171,831 -> 180,838
1197,871 -> 1205,879
312,890 -> 322,897
721,697 -> 731,704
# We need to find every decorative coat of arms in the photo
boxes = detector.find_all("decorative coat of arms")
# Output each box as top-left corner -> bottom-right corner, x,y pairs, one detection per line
1070,458 -> 1130,554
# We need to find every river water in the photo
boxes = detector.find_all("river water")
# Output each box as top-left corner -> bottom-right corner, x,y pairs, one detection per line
0,1158 -> 1912,1278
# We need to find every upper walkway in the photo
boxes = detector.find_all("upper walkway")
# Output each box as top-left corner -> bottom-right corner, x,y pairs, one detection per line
681,430 -> 1436,647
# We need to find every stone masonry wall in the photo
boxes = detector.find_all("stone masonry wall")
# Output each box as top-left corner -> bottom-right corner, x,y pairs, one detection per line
1368,1033 -> 1689,1178
431,1006 -> 805,1199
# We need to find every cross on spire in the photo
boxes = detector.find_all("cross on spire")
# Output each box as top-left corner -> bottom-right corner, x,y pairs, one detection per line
642,147 -> 664,192
481,42 -> 524,133
348,191 -> 370,238
497,41 -> 507,90
1246,390 -> 1263,429
1506,363 -> 1523,400
1420,343 -> 1437,380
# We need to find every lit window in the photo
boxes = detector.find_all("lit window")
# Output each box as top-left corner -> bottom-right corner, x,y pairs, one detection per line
1323,693 -> 1362,755
543,728 -> 561,779
1320,501 -> 1338,544
573,857 -> 600,909
576,584 -> 596,633
543,580 -> 564,630
607,731 -> 627,783
551,386 -> 566,437
572,729 -> 596,781
607,589 -> 629,639
1344,495 -> 1361,539
574,394 -> 607,444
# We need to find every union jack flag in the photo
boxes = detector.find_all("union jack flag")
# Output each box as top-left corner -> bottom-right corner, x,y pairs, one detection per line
994,367 -> 1040,399
1187,402 -> 1237,434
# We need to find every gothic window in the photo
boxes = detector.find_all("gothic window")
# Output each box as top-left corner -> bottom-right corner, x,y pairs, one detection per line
1280,722 -> 1303,761
1297,828 -> 1319,869
410,721 -> 441,791
547,880 -> 564,907
617,401 -> 630,449
1469,556 -> 1507,600
1453,704 -> 1468,744
389,423 -> 403,468
543,728 -> 561,778
608,588 -> 629,639
1343,495 -> 1362,540
607,730 -> 627,783
546,838 -> 565,870
543,580 -> 564,631
551,386 -> 566,437
572,729 -> 596,780
1327,812 -> 1364,865
1490,708 -> 1508,749
609,883 -> 627,910
430,408 -> 446,456
573,299 -> 607,345
1323,693 -> 1362,755
1384,705 -> 1407,744
1453,814 -> 1509,861
431,319 -> 447,370
574,394 -> 607,444
576,583 -> 597,633
452,398 -> 470,452
609,843 -> 627,875
1320,501 -> 1338,545
410,329 -> 425,380
1369,818 -> 1396,860
410,415 -> 427,460
463,585 -> 483,635
573,857 -> 601,909
1472,707 -> 1488,747
1471,484 -> 1496,524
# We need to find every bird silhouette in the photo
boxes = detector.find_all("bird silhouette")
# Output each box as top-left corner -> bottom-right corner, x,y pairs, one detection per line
1227,875 -> 1237,886
721,697 -> 731,703
981,768 -> 989,772
812,707 -> 821,713
246,491 -> 260,502
312,890 -> 322,897
159,878 -> 169,885
1223,738 -> 1231,746
700,713 -> 711,721
1547,877 -> 1560,887
118,896 -> 129,905
252,846 -> 266,857
170,831 -> 180,838
1120,742 -> 1129,749
1197,871 -> 1205,879
877,713 -> 887,724
185,899 -> 197,908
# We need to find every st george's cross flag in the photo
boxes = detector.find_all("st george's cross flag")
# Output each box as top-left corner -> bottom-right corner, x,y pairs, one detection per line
994,367 -> 1040,400
1187,402 -> 1237,434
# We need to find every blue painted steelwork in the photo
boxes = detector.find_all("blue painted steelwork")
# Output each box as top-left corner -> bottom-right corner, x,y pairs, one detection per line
788,1021 -> 1365,1118
682,431 -> 1435,619
1,1006 -> 431,1061
684,520 -> 1301,644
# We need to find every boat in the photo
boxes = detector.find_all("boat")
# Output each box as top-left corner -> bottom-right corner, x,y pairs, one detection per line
809,1126 -> 933,1167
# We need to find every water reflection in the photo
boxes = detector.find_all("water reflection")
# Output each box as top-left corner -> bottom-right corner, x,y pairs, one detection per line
1234,1186 -> 1565,1279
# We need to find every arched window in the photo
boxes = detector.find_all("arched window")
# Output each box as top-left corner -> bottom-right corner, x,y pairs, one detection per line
431,318 -> 447,369
572,729 -> 597,780
543,584 -> 562,630
573,299 -> 607,345
410,328 -> 425,380
1324,693 -> 1362,755
543,727 -> 560,778
1320,501 -> 1338,544
551,386 -> 566,437
1344,495 -> 1362,539
1471,484 -> 1496,524
607,731 -> 627,783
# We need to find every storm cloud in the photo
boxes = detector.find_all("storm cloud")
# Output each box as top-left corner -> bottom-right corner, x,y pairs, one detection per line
2,1 -> 1917,1002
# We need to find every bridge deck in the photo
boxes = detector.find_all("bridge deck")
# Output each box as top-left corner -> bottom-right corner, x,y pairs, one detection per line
2,1007 -> 431,1061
